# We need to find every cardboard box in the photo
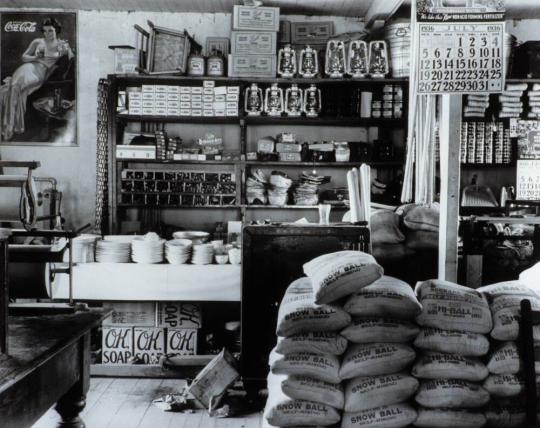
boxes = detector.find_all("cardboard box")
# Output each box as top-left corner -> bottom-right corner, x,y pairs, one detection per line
191,109 -> 202,116
142,85 -> 155,93
103,302 -> 156,326
226,109 -> 239,116
214,95 -> 226,102
214,109 -> 226,116
191,101 -> 203,109
227,86 -> 240,94
203,95 -> 214,102
102,326 -> 133,365
155,100 -> 167,108
232,5 -> 280,31
180,86 -> 191,94
167,85 -> 180,93
203,110 -> 214,117
226,101 -> 238,109
279,20 -> 291,44
167,100 -> 180,108
279,152 -> 302,162
214,86 -> 227,96
180,109 -> 191,116
155,108 -> 167,116
167,109 -> 180,116
213,101 -> 227,110
206,37 -> 230,56
180,94 -> 192,102
142,100 -> 155,108
157,302 -> 202,329
142,92 -> 155,100
166,328 -> 198,356
133,327 -> 166,364
191,87 -> 203,94
180,101 -> 191,109
226,94 -> 239,102
116,145 -> 156,160
276,142 -> 302,153
154,85 -> 168,93
228,54 -> 276,78
191,94 -> 202,102
203,80 -> 216,88
128,107 -> 142,115
128,99 -> 142,108
203,88 -> 214,95
231,31 -> 277,55
155,93 -> 167,101
128,91 -> 142,100
142,108 -> 154,115
291,21 -> 334,45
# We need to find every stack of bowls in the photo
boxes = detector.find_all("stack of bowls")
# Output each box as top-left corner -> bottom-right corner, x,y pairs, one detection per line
191,243 -> 215,265
165,239 -> 192,265
71,234 -> 100,263
384,21 -> 411,78
131,235 -> 165,264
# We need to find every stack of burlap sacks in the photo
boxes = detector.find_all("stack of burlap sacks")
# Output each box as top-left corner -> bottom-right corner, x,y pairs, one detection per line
264,250 -> 422,428
478,280 -> 540,427
412,279 -> 493,427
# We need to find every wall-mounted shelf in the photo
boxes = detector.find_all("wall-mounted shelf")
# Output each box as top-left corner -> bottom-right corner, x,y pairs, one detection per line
117,159 -> 403,167
243,116 -> 405,127
117,114 -> 239,124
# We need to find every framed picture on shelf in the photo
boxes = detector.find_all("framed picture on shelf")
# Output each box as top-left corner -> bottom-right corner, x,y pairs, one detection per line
0,11 -> 77,146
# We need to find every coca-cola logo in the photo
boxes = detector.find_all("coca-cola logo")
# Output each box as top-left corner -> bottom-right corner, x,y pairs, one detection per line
4,21 -> 37,32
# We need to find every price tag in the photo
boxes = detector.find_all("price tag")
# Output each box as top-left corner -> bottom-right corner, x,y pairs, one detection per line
517,160 -> 540,200
417,22 -> 504,94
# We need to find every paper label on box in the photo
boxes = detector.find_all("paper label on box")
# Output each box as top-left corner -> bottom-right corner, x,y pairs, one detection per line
142,85 -> 155,92
227,86 -> 240,94
192,101 -> 203,109
231,31 -> 277,55
167,101 -> 180,108
180,94 -> 191,101
167,94 -> 180,102
191,95 -> 202,102
129,92 -> 142,100
155,108 -> 167,115
233,5 -> 280,31
180,87 -> 191,93
180,109 -> 191,116
167,109 -> 180,116
128,108 -> 142,115
214,86 -> 227,96
157,303 -> 202,328
203,110 -> 214,116
142,108 -> 154,115
142,93 -> 155,100
129,99 -> 142,107
203,95 -> 214,102
154,85 -> 168,93
155,93 -> 167,101
103,302 -> 156,326
191,87 -> 203,94
102,326 -> 133,364
166,329 -> 198,355
155,100 -> 167,108
203,80 -> 216,87
167,85 -> 180,93
134,327 -> 166,364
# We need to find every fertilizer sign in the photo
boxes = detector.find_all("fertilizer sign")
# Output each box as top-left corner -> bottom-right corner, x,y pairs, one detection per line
416,0 -> 505,94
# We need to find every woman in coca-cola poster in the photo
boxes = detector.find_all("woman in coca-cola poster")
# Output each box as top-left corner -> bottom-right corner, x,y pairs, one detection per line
0,12 -> 76,145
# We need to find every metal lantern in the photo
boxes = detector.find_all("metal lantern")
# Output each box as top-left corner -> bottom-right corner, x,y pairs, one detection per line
303,84 -> 322,117
368,40 -> 389,78
277,44 -> 297,78
285,84 -> 303,117
244,83 -> 264,116
325,40 -> 346,78
264,83 -> 284,117
299,45 -> 318,78
348,40 -> 369,78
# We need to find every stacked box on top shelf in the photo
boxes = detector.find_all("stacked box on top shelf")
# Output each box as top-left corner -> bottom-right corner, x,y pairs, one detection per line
101,302 -> 202,365
120,169 -> 236,207
126,82 -> 239,117
229,5 -> 279,78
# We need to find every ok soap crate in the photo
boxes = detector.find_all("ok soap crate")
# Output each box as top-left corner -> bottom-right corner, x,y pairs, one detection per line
120,168 -> 236,207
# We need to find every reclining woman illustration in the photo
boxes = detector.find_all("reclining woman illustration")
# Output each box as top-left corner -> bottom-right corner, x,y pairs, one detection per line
0,17 -> 74,140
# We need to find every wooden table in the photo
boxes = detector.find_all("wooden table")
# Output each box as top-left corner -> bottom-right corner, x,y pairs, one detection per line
0,309 -> 109,428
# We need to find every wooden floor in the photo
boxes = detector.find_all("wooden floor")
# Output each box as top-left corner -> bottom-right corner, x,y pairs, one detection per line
31,377 -> 263,428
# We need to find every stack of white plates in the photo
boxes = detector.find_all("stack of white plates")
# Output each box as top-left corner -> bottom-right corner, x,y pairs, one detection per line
71,234 -> 100,263
131,236 -> 165,264
96,240 -> 131,263
165,239 -> 192,265
191,243 -> 215,265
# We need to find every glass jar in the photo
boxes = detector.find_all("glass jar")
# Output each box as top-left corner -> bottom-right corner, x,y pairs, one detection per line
207,51 -> 224,77
334,142 -> 350,162
187,51 -> 205,76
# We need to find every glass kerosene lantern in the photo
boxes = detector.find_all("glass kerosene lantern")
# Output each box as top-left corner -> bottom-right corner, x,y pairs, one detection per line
303,84 -> 322,117
244,83 -> 263,116
348,40 -> 369,78
285,84 -> 303,117
264,83 -> 284,116
277,44 -> 297,78
368,40 -> 389,78
325,40 -> 346,78
299,45 -> 318,78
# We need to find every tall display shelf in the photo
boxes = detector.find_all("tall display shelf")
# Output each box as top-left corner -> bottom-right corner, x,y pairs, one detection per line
107,74 -> 409,233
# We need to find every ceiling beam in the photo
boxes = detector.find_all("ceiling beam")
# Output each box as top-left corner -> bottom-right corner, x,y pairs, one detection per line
365,0 -> 405,29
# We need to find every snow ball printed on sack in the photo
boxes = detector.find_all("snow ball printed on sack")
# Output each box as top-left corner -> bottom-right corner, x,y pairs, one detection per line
339,343 -> 416,380
415,279 -> 492,334
275,332 -> 348,356
412,352 -> 489,381
414,408 -> 486,428
344,373 -> 419,412
415,379 -> 490,409
483,374 -> 525,398
265,374 -> 341,427
276,277 -> 351,337
341,403 -> 417,428
270,352 -> 341,384
487,294 -> 540,341
281,374 -> 344,410
303,251 -> 383,305
340,317 -> 419,344
484,400 -> 527,428
413,327 -> 490,357
487,342 -> 521,375
344,275 -> 422,320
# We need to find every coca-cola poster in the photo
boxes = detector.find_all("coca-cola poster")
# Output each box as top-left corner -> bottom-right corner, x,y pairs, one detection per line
0,11 -> 77,145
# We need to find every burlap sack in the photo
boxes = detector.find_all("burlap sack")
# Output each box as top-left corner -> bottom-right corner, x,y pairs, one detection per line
484,400 -> 527,428
344,276 -> 422,320
341,403 -> 417,428
483,374 -> 525,398
415,279 -> 492,334
340,343 -> 416,380
276,332 -> 348,356
341,317 -> 419,344
478,280 -> 538,299
488,294 -> 540,341
276,277 -> 351,337
412,352 -> 488,381
415,379 -> 490,408
303,251 -> 384,304
344,373 -> 419,412
270,351 -> 341,384
371,210 -> 405,245
264,373 -> 341,427
487,342 -> 521,375
281,374 -> 344,410
413,327 -> 490,357
414,408 -> 486,428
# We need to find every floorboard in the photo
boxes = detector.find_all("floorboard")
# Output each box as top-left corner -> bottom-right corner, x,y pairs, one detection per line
31,377 -> 263,428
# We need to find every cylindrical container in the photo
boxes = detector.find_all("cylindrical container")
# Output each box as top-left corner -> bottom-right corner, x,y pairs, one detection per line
187,51 -> 205,76
335,142 -> 350,162
206,52 -> 224,76
385,21 -> 411,78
